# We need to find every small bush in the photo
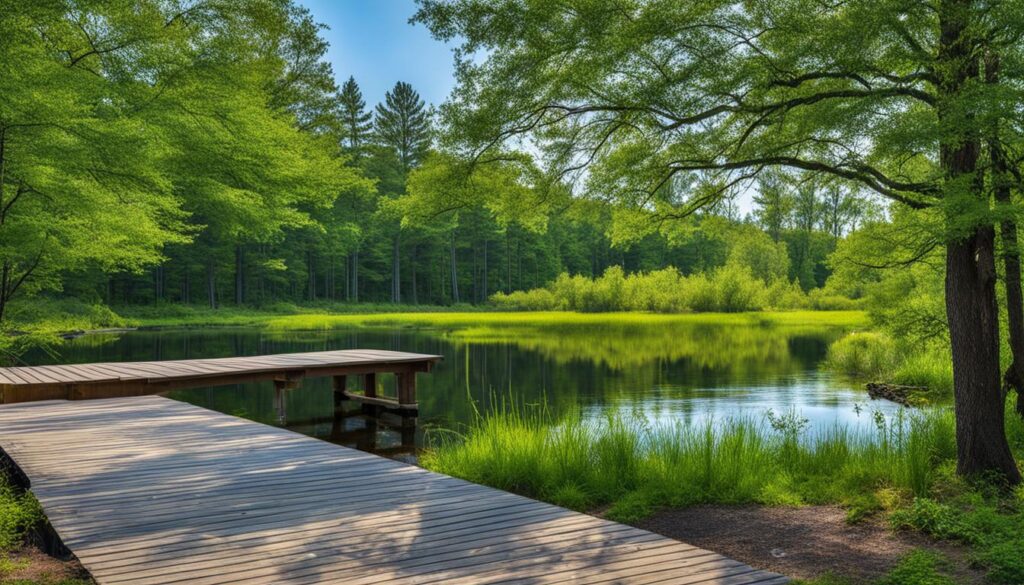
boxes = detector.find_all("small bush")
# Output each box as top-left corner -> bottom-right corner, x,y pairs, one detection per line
808,288 -> 863,311
825,332 -> 898,379
0,476 -> 42,551
875,550 -> 955,585
890,498 -> 979,543
490,289 -> 561,311
975,538 -> 1024,584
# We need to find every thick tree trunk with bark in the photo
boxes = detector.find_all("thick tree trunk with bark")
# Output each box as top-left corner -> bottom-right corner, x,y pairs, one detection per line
987,53 -> 1024,419
940,6 -> 1021,483
946,232 -> 1021,481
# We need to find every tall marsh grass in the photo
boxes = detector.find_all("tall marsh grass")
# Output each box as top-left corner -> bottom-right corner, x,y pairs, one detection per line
421,403 -> 961,522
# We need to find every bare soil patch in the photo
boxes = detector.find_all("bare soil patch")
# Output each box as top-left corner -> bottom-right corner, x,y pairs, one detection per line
0,546 -> 91,585
634,504 -> 983,584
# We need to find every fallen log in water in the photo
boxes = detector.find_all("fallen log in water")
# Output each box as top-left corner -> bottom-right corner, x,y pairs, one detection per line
866,382 -> 927,406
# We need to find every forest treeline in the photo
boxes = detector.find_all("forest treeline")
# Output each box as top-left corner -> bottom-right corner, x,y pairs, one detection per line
0,0 -> 881,325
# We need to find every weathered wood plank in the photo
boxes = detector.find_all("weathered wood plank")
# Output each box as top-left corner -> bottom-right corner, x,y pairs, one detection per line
0,396 -> 786,584
0,350 -> 443,404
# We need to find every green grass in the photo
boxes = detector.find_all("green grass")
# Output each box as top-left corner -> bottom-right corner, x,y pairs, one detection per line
826,332 -> 955,397
793,550 -> 957,585
421,401 -> 1024,583
115,305 -> 869,331
422,403 -> 959,518
258,309 -> 868,332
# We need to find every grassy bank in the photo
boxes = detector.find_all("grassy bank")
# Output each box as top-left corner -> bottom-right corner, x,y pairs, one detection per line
825,332 -> 955,397
120,306 -> 868,331
421,404 -> 1024,584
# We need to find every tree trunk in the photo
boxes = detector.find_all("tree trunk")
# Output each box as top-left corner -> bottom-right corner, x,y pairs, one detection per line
349,249 -> 359,303
391,234 -> 401,303
946,233 -> 1020,481
411,244 -> 419,305
234,245 -> 244,305
940,8 -> 1021,483
307,249 -> 316,302
206,261 -> 217,309
987,53 -> 1024,419
153,264 -> 163,304
482,238 -> 488,302
450,230 -> 460,304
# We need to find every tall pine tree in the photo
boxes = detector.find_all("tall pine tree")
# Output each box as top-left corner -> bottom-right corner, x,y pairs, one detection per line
374,82 -> 431,302
339,77 -> 373,159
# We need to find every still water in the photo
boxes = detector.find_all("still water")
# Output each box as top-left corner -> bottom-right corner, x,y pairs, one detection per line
22,320 -> 901,461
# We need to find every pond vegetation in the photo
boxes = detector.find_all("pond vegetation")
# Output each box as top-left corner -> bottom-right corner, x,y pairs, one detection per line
4,0 -> 1024,583
422,402 -> 1024,584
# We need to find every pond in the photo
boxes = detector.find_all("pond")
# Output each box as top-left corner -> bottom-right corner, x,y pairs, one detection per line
21,314 -> 901,462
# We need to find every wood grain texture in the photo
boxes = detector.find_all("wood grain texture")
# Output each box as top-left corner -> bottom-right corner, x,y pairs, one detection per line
0,396 -> 788,584
0,350 -> 442,404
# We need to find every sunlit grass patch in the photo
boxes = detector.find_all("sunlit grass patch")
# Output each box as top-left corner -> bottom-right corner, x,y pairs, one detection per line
826,331 -> 954,397
420,402 -> 959,519
259,310 -> 869,332
423,401 -> 1023,583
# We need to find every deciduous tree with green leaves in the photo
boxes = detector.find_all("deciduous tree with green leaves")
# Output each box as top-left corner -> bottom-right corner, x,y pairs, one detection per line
0,1 -> 189,323
414,0 -> 1024,482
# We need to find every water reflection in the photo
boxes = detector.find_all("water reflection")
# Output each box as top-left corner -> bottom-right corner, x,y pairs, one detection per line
21,319 -> 902,458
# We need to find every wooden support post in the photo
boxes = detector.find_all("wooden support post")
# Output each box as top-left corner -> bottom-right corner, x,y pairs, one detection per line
332,375 -> 347,410
273,380 -> 288,425
363,372 -> 377,398
396,372 -> 416,407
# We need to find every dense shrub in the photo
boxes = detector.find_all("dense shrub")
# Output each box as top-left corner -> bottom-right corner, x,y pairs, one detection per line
490,265 -> 824,313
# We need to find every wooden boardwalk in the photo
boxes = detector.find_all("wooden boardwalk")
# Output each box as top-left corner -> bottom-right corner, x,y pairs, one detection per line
0,349 -> 441,408
0,396 -> 789,585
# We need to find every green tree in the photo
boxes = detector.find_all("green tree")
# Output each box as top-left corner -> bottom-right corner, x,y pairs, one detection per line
375,82 -> 431,174
375,82 -> 432,303
752,173 -> 793,243
0,1 -> 189,323
339,77 -> 374,159
414,0 -> 1024,482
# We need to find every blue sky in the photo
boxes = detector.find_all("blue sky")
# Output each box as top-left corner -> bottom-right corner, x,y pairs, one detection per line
301,0 -> 457,108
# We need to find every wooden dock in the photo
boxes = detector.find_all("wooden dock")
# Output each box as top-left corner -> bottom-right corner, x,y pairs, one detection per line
0,349 -> 441,412
0,395 -> 789,584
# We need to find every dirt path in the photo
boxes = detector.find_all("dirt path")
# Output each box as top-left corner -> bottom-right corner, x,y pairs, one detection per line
635,505 -> 983,584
